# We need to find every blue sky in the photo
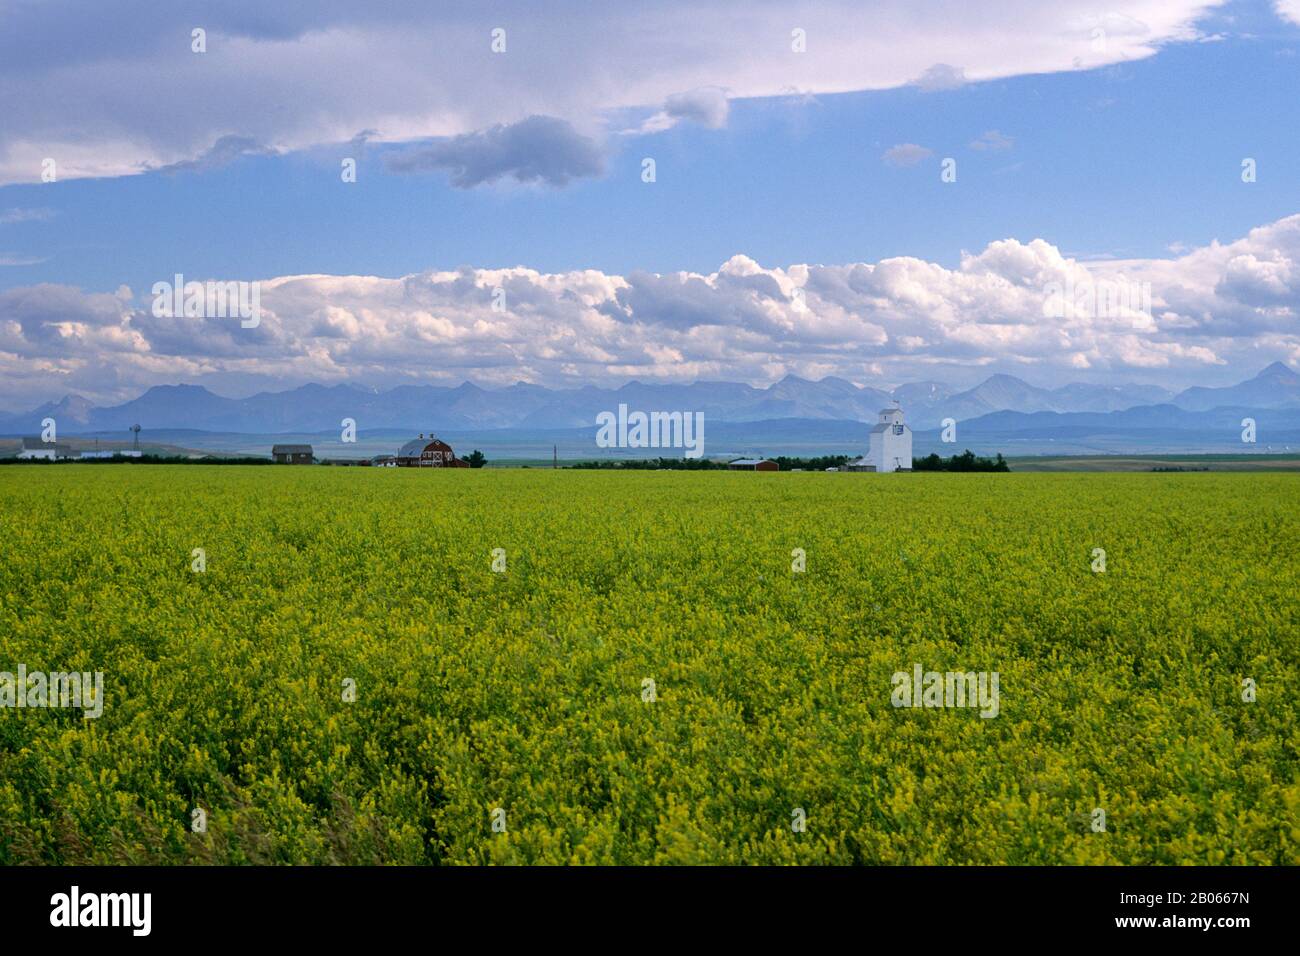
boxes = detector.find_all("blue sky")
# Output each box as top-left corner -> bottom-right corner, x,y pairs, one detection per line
0,0 -> 1298,406
4,7 -> 1298,289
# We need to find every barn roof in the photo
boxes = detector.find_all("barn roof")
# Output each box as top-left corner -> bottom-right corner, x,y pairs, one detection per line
397,438 -> 431,458
730,458 -> 773,466
271,444 -> 313,454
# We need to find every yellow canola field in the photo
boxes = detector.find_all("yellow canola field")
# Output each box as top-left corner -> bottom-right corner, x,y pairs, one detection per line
0,466 -> 1296,864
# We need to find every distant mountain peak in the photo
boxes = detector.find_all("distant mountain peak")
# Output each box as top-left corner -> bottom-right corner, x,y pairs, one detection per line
1257,361 -> 1297,381
980,373 -> 1031,386
294,382 -> 366,394
143,383 -> 216,395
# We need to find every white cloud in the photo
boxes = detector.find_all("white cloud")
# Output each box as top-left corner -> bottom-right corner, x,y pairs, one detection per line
384,116 -> 604,188
912,63 -> 968,91
0,0 -> 1228,185
3,213 -> 1298,407
635,87 -> 732,133
1276,1 -> 1300,27
152,135 -> 278,174
664,87 -> 731,129
969,130 -> 1015,151
882,144 -> 933,167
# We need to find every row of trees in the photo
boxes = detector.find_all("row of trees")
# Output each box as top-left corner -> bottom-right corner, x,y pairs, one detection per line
566,455 -> 859,471
565,451 -> 1010,471
566,457 -> 727,470
912,450 -> 1010,472
4,451 -> 494,467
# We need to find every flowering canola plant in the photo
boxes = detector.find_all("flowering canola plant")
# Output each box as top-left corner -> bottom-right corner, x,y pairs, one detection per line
0,466 -> 1295,864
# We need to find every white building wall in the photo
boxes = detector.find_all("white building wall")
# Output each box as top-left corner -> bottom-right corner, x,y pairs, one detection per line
868,408 -> 913,473
881,427 -> 912,472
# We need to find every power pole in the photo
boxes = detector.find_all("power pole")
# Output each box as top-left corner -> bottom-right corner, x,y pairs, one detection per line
553,444 -> 557,469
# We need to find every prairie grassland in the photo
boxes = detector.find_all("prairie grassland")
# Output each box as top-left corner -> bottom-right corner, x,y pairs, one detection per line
0,466 -> 1296,864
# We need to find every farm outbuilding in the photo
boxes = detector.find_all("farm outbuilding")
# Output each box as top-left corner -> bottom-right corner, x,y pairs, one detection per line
396,435 -> 469,468
17,437 -> 70,460
728,458 -> 778,471
271,444 -> 314,464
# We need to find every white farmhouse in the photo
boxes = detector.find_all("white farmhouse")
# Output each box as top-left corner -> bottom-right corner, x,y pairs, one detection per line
865,405 -> 912,473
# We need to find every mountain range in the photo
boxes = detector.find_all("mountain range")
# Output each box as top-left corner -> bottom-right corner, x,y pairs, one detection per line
4,363 -> 1299,459
5,363 -> 1297,438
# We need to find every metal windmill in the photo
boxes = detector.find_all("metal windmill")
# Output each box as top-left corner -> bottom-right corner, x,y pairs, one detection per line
130,424 -> 141,453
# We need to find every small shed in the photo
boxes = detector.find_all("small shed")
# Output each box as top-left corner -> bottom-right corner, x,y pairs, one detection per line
845,457 -> 876,472
728,458 -> 778,471
271,444 -> 314,464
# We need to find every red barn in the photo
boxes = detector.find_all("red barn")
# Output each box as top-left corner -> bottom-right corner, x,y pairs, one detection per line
728,458 -> 778,471
395,434 -> 469,467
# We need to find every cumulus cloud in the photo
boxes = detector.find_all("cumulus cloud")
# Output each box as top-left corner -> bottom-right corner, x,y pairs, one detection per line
882,144 -> 933,167
152,135 -> 278,174
0,1 -> 1228,185
4,214 -> 1298,407
384,116 -> 604,188
635,87 -> 732,133
665,88 -> 730,128
1275,1 -> 1300,26
630,87 -> 732,134
912,63 -> 968,91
